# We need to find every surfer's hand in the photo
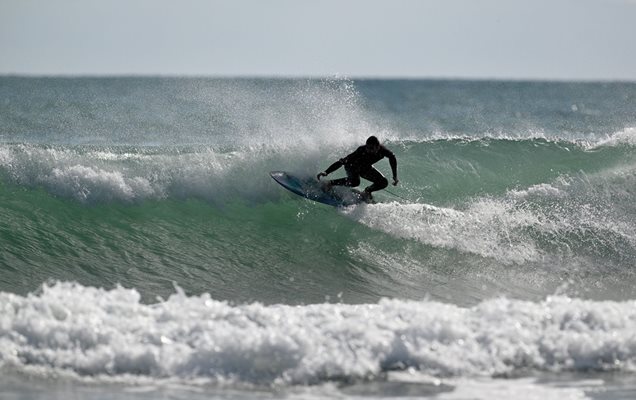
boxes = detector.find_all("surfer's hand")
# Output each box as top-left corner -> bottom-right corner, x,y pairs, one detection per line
317,172 -> 327,180
392,178 -> 399,186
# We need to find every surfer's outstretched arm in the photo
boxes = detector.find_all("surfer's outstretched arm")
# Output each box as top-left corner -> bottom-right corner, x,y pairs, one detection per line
317,159 -> 343,180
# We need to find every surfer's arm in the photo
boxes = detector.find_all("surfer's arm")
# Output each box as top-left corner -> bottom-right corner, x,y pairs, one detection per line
317,159 -> 344,179
318,148 -> 360,179
323,160 -> 344,175
384,148 -> 399,185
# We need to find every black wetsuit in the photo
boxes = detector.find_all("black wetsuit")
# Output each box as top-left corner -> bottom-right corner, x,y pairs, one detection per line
325,145 -> 397,193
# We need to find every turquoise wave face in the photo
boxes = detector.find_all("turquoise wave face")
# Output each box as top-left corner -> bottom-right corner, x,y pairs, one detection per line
1,136 -> 635,304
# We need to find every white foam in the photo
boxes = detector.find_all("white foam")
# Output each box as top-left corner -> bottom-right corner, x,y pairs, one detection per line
590,127 -> 636,148
47,165 -> 158,202
342,201 -> 542,264
2,283 -> 636,386
508,183 -> 567,200
434,377 -> 589,400
0,144 -> 287,203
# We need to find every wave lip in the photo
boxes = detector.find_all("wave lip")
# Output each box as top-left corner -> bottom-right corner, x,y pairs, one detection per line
2,283 -> 636,386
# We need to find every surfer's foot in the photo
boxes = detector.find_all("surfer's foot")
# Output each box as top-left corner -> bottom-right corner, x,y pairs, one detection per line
361,190 -> 374,202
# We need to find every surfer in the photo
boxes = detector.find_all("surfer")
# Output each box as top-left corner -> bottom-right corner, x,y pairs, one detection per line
317,136 -> 399,201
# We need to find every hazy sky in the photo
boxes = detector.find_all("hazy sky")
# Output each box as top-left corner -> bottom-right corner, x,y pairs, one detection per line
1,0 -> 635,80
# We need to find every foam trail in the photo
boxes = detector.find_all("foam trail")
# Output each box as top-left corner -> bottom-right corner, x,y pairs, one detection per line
342,201 -> 542,264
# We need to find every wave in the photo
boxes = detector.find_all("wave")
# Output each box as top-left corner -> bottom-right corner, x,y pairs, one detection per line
0,131 -> 633,204
2,282 -> 636,386
1,133 -> 635,305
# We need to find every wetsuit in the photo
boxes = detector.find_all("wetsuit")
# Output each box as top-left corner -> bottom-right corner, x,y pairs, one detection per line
325,145 -> 397,193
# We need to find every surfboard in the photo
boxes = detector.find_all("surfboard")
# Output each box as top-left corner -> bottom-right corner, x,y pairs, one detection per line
270,171 -> 368,207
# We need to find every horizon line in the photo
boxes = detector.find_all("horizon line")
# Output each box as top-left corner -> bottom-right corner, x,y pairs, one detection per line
1,72 -> 635,84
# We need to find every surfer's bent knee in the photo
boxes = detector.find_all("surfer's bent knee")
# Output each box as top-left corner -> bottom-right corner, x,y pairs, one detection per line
377,176 -> 388,189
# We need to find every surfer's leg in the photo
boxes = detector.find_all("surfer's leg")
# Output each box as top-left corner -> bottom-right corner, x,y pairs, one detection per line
360,167 -> 388,193
329,167 -> 360,187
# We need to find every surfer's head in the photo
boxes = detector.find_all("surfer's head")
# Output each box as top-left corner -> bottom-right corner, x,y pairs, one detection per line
365,136 -> 380,153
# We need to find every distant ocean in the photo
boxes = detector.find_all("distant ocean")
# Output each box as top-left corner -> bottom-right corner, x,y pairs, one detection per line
1,77 -> 636,399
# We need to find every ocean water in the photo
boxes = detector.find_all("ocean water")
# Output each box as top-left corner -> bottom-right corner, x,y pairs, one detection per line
1,76 -> 636,399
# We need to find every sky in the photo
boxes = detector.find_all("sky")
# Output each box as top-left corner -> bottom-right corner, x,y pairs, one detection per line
1,0 -> 635,81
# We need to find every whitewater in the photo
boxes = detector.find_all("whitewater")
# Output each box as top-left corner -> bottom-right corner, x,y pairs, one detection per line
1,76 -> 635,399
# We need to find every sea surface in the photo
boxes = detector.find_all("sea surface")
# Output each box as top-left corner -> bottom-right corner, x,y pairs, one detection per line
1,76 -> 636,399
